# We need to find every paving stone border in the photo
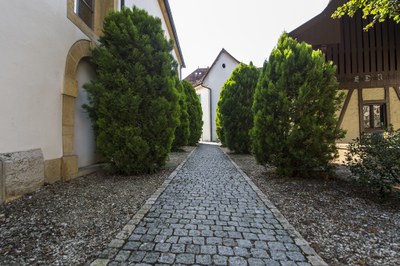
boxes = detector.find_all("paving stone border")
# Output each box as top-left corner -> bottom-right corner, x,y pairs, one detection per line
90,147 -> 197,266
220,147 -> 328,266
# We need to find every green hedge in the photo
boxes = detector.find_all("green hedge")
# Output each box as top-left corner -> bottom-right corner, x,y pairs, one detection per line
251,33 -> 345,177
217,62 -> 260,153
83,7 -> 179,174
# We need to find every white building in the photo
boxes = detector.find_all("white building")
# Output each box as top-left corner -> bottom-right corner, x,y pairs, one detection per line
185,49 -> 240,142
0,0 -> 184,203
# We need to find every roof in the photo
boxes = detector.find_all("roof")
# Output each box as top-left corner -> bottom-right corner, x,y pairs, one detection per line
185,48 -> 240,87
184,67 -> 210,87
288,0 -> 344,45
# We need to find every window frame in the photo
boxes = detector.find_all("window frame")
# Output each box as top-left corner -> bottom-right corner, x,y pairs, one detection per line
362,101 -> 387,132
76,0 -> 94,30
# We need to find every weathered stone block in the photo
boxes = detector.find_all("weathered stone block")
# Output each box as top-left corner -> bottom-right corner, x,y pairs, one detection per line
64,78 -> 78,98
44,158 -> 61,184
62,95 -> 75,127
62,155 -> 78,181
0,149 -> 44,200
62,131 -> 74,155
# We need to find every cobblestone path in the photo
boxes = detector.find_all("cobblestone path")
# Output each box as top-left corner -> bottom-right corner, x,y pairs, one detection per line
92,144 -> 326,266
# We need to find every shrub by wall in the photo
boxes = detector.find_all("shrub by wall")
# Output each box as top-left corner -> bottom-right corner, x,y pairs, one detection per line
83,7 -> 179,174
217,62 -> 260,153
172,79 -> 190,150
346,128 -> 400,196
251,33 -> 345,177
182,80 -> 203,146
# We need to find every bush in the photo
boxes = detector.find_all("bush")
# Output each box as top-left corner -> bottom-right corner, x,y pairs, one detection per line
346,128 -> 400,196
172,79 -> 190,150
251,33 -> 345,177
217,62 -> 260,153
182,80 -> 203,145
83,7 -> 179,174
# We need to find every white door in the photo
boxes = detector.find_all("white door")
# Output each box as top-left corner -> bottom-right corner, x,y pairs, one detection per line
74,60 -> 97,168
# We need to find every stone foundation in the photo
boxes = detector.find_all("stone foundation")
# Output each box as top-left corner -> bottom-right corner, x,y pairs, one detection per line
44,158 -> 62,184
0,149 -> 44,203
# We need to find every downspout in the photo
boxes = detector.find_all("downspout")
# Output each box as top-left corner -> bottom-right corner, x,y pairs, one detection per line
202,85 -> 213,142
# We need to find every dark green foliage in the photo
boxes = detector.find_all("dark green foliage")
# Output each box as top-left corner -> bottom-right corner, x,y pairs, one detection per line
346,128 -> 400,197
83,7 -> 179,174
217,62 -> 260,153
251,33 -> 345,177
182,80 -> 203,146
172,79 -> 190,150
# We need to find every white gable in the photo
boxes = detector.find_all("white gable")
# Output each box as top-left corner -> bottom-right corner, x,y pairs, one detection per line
202,50 -> 240,142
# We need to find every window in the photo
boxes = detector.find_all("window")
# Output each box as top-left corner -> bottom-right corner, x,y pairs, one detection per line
76,0 -> 94,29
363,103 -> 386,130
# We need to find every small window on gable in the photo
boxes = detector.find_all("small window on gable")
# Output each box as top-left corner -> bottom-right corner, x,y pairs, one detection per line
76,0 -> 94,29
363,103 -> 387,130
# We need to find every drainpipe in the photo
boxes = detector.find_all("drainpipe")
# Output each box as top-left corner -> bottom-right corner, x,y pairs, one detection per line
179,65 -> 183,80
202,85 -> 213,142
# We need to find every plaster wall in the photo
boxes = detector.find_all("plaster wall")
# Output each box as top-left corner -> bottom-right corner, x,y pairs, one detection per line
339,89 -> 360,142
203,53 -> 239,141
0,1 -> 89,160
125,0 -> 182,77
363,88 -> 385,101
390,87 -> 400,130
196,87 -> 211,141
335,90 -> 348,119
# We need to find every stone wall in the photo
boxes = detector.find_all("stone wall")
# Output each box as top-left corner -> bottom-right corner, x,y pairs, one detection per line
0,149 -> 44,203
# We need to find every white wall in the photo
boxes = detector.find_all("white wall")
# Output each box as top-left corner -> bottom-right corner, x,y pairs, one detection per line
0,0 -> 182,161
196,87 -> 211,141
203,53 -> 239,141
74,60 -> 97,168
0,1 -> 89,160
125,0 -> 182,77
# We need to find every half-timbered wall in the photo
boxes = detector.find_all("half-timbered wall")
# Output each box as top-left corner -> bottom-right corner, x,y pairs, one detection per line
317,12 -> 400,87
303,11 -> 400,142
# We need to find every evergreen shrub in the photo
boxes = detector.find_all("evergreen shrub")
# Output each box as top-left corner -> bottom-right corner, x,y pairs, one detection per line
251,33 -> 345,177
346,128 -> 400,196
172,79 -> 190,150
217,62 -> 260,153
83,7 -> 179,174
181,80 -> 203,146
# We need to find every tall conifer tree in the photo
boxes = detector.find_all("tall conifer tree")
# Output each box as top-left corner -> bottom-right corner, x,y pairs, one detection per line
251,33 -> 345,177
181,80 -> 203,146
172,79 -> 190,150
217,63 -> 260,153
84,7 -> 179,174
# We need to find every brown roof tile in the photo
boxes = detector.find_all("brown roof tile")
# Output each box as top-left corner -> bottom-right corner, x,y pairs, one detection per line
184,67 -> 210,87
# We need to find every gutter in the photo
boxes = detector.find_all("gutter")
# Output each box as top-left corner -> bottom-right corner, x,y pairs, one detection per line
164,0 -> 186,68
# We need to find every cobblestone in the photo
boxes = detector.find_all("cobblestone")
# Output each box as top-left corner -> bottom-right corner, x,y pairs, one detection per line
91,144 -> 327,265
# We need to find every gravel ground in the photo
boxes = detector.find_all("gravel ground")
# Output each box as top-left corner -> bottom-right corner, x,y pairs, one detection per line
222,148 -> 400,266
0,146 -> 195,266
